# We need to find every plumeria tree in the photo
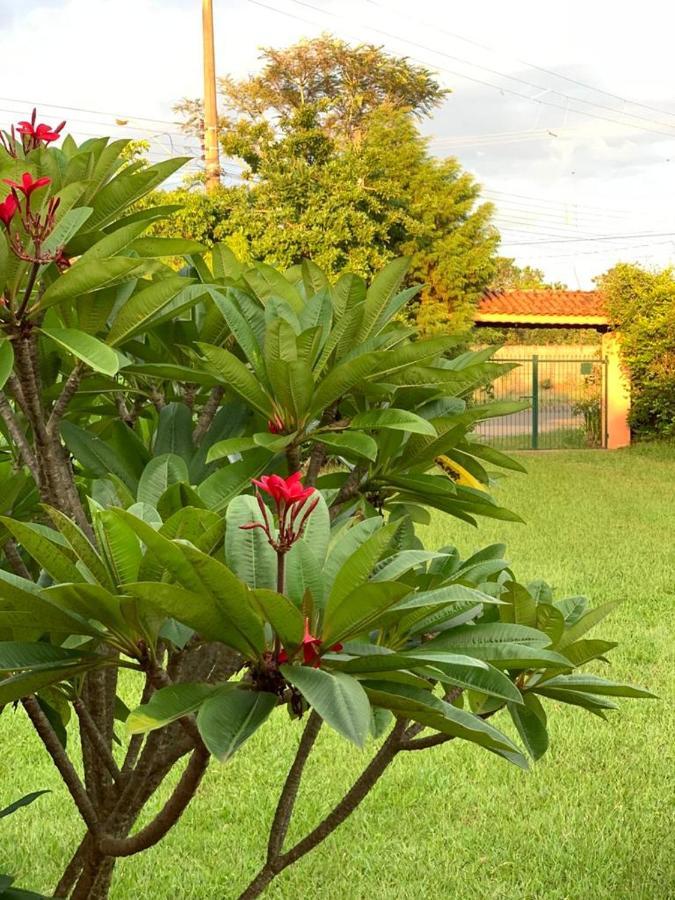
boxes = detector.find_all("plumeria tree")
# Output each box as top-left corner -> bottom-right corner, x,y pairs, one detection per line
0,113 -> 654,900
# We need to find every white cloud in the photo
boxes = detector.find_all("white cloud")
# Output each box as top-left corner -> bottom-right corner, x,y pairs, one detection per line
1,0 -> 674,286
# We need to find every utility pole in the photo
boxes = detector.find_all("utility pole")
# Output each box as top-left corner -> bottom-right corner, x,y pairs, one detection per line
202,0 -> 220,192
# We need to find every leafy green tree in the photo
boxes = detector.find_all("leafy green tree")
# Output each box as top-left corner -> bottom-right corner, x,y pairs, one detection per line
599,262 -> 675,437
167,36 -> 498,331
0,112 -> 653,900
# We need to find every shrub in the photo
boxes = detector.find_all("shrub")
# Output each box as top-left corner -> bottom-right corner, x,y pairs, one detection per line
600,263 -> 675,438
0,115 -> 654,899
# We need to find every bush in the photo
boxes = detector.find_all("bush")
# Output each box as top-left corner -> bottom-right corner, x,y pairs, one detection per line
600,263 -> 675,438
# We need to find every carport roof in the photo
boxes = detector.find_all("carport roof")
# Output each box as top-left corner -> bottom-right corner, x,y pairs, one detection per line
475,290 -> 609,328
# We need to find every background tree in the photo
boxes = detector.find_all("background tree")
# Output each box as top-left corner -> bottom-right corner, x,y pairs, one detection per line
167,36 -> 498,331
599,262 -> 675,437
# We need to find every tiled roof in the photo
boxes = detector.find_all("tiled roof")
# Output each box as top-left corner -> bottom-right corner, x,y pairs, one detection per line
476,290 -> 608,325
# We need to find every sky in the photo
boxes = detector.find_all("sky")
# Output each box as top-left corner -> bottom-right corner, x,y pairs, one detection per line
1,0 -> 674,288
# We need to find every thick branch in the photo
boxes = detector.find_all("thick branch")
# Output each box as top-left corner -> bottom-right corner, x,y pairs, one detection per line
239,719 -> 407,899
3,537 -> 32,579
46,363 -> 84,438
22,695 -> 99,833
0,390 -> 39,480
73,697 -> 122,784
329,465 -> 366,520
96,747 -> 209,857
267,711 -> 322,861
193,385 -> 224,445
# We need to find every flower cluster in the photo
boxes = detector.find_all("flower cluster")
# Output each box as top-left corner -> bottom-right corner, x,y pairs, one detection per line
1,172 -> 61,265
0,108 -> 64,158
243,472 -> 319,554
278,618 -> 342,668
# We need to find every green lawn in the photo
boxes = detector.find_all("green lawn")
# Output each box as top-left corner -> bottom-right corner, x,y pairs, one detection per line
3,444 -> 674,899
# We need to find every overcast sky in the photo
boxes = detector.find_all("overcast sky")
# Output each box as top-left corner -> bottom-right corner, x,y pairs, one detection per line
2,0 -> 674,288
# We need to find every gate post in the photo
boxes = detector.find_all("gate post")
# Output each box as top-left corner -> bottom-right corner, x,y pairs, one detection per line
601,332 -> 631,449
531,354 -> 539,449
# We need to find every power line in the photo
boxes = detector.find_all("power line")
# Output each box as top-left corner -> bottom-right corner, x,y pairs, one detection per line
265,0 -> 675,140
0,96 -> 180,129
501,231 -> 675,246
366,0 -> 675,126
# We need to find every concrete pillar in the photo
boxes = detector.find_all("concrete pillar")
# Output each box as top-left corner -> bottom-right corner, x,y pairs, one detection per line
602,332 -> 631,449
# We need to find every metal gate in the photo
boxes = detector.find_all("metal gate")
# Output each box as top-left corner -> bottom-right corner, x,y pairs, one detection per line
474,355 -> 608,450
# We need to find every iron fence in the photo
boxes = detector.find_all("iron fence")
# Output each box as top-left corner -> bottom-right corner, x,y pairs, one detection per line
473,355 -> 607,450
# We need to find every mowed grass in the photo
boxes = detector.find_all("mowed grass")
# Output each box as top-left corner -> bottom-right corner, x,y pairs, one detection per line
2,444 -> 674,899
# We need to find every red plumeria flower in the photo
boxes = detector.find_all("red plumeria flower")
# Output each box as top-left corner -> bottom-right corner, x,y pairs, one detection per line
268,414 -> 285,435
17,116 -> 65,145
0,193 -> 18,228
277,622 -> 343,669
3,173 -> 51,199
252,472 -> 315,508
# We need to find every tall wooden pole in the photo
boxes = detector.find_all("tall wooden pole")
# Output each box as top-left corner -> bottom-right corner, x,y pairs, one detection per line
202,0 -> 220,192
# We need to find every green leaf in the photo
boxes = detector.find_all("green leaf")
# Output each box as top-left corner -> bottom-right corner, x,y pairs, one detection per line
532,687 -> 619,718
0,791 -> 50,821
351,409 -> 436,436
284,540 -> 323,605
43,583 -> 127,632
225,495 -> 277,590
95,509 -> 142,584
197,687 -> 277,761
250,589 -> 304,648
36,257 -> 141,312
61,422 -> 139,492
127,683 -> 215,734
357,257 -> 410,341
509,693 -> 549,760
326,523 -> 398,612
44,506 -> 113,589
363,681 -> 521,757
538,674 -> 656,698
77,219 -> 149,262
0,518 -> 83,583
281,665 -> 371,748
41,327 -> 119,376
0,641 -> 91,673
198,450 -> 271,513
0,663 -> 95,706
313,431 -> 378,462
107,275 -> 193,346
128,237 -> 207,257
137,454 -> 189,508
198,342 -> 273,417
322,581 -> 410,647
0,339 -> 14,391
207,437 -> 258,462
557,601 -> 621,649
423,623 -> 573,669
154,403 -> 195,463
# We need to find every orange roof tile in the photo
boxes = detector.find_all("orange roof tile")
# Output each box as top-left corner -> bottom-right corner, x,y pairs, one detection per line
475,290 -> 608,326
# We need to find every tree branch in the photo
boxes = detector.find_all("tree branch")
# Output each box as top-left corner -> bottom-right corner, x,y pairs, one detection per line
73,697 -> 122,785
239,719 -> 407,899
0,390 -> 39,481
329,465 -> 366,520
3,537 -> 32,579
267,711 -> 322,861
22,695 -> 100,833
193,385 -> 224,445
46,363 -> 84,438
96,746 -> 209,857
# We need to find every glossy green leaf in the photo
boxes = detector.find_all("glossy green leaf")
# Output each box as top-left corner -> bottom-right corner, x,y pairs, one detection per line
36,257 -> 141,312
41,327 -> 119,376
107,275 -> 193,346
281,665 -> 371,748
197,687 -> 277,761
127,683 -> 215,734
351,408 -> 436,436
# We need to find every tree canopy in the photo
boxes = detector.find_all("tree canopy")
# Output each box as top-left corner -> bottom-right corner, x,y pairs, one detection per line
165,36 -> 498,332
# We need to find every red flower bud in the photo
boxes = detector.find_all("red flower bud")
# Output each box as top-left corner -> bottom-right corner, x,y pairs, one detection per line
0,194 -> 17,228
